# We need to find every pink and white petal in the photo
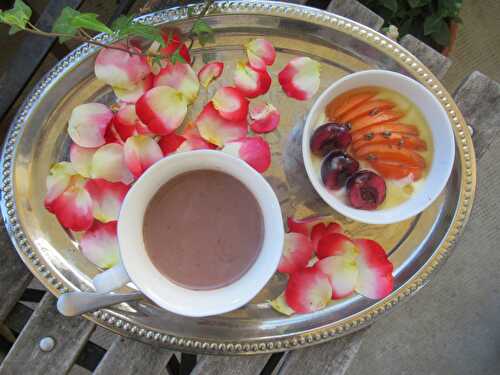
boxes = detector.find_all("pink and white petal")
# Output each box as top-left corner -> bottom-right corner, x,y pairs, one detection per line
212,86 -> 249,121
315,256 -> 358,299
153,63 -> 199,103
249,102 -> 280,133
68,103 -> 113,148
233,62 -> 272,98
222,136 -> 271,173
146,41 -> 167,75
247,51 -> 267,72
278,57 -> 320,101
284,267 -> 332,313
317,233 -> 358,260
195,102 -> 248,147
287,216 -> 343,237
353,239 -> 394,300
45,175 -> 94,232
269,292 -> 295,316
44,162 -> 76,205
85,179 -> 129,223
69,144 -> 97,178
198,61 -> 224,88
91,143 -> 134,184
158,133 -> 186,156
95,43 -> 150,89
123,135 -> 163,178
80,221 -> 120,269
104,122 -> 123,144
278,232 -> 313,273
113,73 -> 154,104
310,222 -> 343,250
177,135 -> 216,153
246,38 -> 276,66
136,86 -> 188,135
112,104 -> 138,140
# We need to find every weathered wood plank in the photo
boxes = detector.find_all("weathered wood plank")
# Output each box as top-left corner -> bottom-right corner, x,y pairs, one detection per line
453,71 -> 500,160
400,34 -> 452,80
93,336 -> 173,375
0,294 -> 94,375
190,354 -> 271,375
327,0 -> 384,31
273,330 -> 366,375
0,217 -> 32,324
0,0 -> 84,121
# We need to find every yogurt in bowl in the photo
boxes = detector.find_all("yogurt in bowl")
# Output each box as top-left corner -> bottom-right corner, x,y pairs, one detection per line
302,70 -> 455,224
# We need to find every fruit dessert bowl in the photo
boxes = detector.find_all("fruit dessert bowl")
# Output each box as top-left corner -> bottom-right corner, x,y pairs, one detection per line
303,70 -> 455,224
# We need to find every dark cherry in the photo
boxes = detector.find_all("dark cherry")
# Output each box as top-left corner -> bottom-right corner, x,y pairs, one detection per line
310,123 -> 352,156
321,151 -> 360,190
346,170 -> 386,210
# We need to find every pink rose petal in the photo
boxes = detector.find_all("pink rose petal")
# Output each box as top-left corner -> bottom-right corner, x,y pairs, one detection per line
249,102 -> 280,133
315,255 -> 358,299
247,51 -> 267,72
246,38 -> 276,66
69,144 -> 97,178
91,143 -> 134,184
195,102 -> 248,147
136,86 -> 188,135
287,216 -> 342,237
278,57 -> 320,100
310,222 -> 343,250
269,292 -> 295,316
278,232 -> 314,273
68,103 -> 113,148
158,132 -> 186,156
95,43 -> 150,89
222,136 -> 271,173
316,233 -> 357,260
233,62 -> 271,98
284,267 -> 332,313
44,162 -> 76,205
212,86 -> 249,121
112,103 -> 150,141
113,73 -> 154,104
80,221 -> 120,269
104,122 -> 123,144
198,61 -> 224,88
84,179 -> 129,223
353,239 -> 394,299
123,135 -> 163,178
153,63 -> 199,103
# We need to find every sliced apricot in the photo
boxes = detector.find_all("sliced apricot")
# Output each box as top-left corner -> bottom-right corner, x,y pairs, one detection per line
370,160 -> 423,181
352,133 -> 427,152
326,89 -> 378,121
339,100 -> 395,123
351,123 -> 419,143
354,144 -> 426,168
350,110 -> 405,132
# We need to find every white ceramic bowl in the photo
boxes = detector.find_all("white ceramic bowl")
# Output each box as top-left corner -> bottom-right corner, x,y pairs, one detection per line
302,70 -> 455,224
94,150 -> 284,317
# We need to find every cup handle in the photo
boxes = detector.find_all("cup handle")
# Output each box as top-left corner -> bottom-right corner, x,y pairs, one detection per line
93,262 -> 131,293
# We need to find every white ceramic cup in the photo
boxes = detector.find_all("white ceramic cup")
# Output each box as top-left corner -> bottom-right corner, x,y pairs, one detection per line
93,150 -> 284,317
302,70 -> 455,224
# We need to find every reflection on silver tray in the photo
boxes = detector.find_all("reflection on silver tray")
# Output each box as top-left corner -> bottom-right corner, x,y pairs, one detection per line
0,1 -> 476,354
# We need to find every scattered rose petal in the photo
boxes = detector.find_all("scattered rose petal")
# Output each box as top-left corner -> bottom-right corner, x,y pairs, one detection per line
112,104 -> 150,141
310,222 -> 342,250
285,267 -> 332,313
222,136 -> 271,173
91,143 -> 134,184
104,122 -> 123,144
69,144 -> 97,178
198,61 -> 224,88
154,63 -> 199,103
247,51 -> 267,72
84,179 -> 129,223
124,135 -> 163,178
80,221 -> 120,269
161,32 -> 191,64
136,86 -> 188,135
95,43 -> 150,89
45,162 -> 76,206
68,103 -> 113,148
287,216 -> 340,237
195,102 -> 248,147
246,38 -> 276,66
249,102 -> 280,133
212,86 -> 249,121
316,233 -> 358,260
353,239 -> 394,299
158,132 -> 186,156
278,57 -> 320,100
278,233 -> 314,273
315,255 -> 358,299
113,73 -> 154,104
233,62 -> 271,98
269,292 -> 295,316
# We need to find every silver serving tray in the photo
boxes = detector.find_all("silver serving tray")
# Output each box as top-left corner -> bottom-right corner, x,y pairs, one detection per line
0,1 -> 476,354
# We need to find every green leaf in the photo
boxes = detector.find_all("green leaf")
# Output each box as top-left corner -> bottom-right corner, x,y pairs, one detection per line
191,19 -> 214,46
170,49 -> 187,64
423,13 -> 446,35
380,0 -> 398,14
70,13 -> 113,34
52,7 -> 80,42
151,55 -> 163,68
0,0 -> 32,30
187,7 -> 195,17
111,15 -> 133,34
430,19 -> 451,47
127,23 -> 165,47
407,0 -> 429,8
438,0 -> 462,17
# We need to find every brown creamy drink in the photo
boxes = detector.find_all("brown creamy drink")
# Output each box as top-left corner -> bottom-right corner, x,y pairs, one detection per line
143,170 -> 264,290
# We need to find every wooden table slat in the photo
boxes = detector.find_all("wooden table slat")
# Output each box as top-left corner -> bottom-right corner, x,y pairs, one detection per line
190,354 -> 271,375
327,0 -> 384,31
0,294 -> 94,375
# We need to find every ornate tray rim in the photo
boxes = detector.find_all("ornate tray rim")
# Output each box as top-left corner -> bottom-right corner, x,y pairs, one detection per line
0,0 -> 476,354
